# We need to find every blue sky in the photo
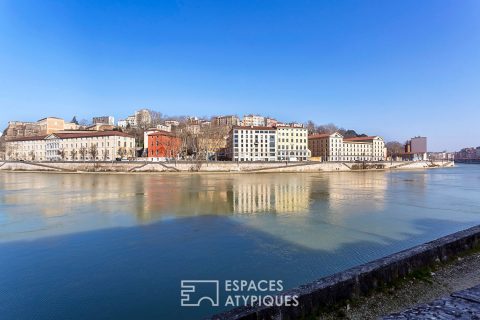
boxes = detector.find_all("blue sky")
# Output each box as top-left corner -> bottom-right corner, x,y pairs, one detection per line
0,0 -> 479,151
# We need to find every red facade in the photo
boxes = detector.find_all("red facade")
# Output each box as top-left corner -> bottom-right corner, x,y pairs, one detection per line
148,131 -> 181,158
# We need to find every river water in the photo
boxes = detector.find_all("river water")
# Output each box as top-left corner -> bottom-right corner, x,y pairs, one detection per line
1,165 -> 479,319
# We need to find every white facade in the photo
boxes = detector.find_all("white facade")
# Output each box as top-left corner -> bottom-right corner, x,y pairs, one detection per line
228,126 -> 310,162
156,124 -> 172,132
308,132 -> 387,162
165,120 -> 180,127
5,132 -> 136,161
230,127 -> 277,161
241,115 -> 265,127
118,115 -> 136,128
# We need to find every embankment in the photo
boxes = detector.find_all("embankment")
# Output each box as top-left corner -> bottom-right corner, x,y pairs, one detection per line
212,224 -> 480,320
0,160 -> 453,173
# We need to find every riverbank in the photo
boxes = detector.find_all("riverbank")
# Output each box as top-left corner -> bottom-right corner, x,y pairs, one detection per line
320,248 -> 480,319
0,160 -> 454,173
212,224 -> 480,320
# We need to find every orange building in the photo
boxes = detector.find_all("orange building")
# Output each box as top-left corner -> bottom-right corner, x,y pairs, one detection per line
148,131 -> 181,158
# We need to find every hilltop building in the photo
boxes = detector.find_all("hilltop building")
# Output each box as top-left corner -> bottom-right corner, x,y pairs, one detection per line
118,109 -> 152,128
212,115 -> 240,127
241,115 -> 265,127
92,116 -> 114,126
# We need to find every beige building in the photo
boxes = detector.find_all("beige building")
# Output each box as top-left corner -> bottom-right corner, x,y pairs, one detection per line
5,136 -> 47,161
276,125 -> 310,161
37,117 -> 66,134
135,109 -> 152,128
5,131 -> 135,161
308,132 -> 387,162
4,117 -> 79,140
212,115 -> 240,127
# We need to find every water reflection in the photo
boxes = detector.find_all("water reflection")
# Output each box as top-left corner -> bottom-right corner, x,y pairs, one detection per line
0,168 -> 479,248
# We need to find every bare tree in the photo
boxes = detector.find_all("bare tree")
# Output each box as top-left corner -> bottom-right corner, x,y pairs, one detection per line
79,119 -> 89,126
0,135 -> 6,159
6,143 -> 16,160
386,141 -> 404,159
197,126 -> 228,160
317,123 -> 339,134
149,110 -> 163,127
79,146 -> 88,161
70,149 -> 78,161
305,120 -> 317,135
102,149 -> 109,161
58,148 -> 67,161
29,150 -> 36,161
89,144 -> 98,161
117,147 -> 127,159
127,147 -> 135,159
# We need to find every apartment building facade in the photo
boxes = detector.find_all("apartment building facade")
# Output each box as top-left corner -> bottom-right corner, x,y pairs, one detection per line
228,126 -> 277,161
5,136 -> 47,161
227,125 -> 310,162
5,131 -> 135,161
212,115 -> 240,127
276,125 -> 309,161
309,132 -> 387,162
147,131 -> 181,159
241,115 -> 265,127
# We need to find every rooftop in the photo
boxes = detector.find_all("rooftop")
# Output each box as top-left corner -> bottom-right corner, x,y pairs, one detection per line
344,136 -> 378,141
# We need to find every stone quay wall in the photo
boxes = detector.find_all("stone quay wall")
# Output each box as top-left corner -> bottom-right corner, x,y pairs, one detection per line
211,225 -> 480,320
0,160 -> 453,173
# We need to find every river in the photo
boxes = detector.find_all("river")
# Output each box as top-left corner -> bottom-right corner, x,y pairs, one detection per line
1,165 -> 479,319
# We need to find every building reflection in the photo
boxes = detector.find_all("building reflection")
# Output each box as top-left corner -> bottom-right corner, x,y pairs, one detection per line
232,175 -> 310,214
0,171 -> 432,247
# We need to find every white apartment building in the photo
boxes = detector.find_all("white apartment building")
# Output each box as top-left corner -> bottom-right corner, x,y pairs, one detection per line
229,126 -> 277,161
165,120 -> 180,127
308,132 -> 387,162
156,124 -> 172,132
5,131 -> 135,161
276,125 -> 310,161
241,115 -> 265,127
117,115 -> 136,128
228,125 -> 310,162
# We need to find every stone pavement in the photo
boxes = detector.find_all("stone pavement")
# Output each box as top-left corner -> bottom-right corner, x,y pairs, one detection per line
383,284 -> 480,319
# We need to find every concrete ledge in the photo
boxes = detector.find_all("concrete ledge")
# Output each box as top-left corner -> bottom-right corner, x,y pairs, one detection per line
211,225 -> 480,320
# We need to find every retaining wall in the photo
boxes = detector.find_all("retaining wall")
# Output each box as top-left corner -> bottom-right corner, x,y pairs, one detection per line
0,160 -> 453,173
211,224 -> 480,320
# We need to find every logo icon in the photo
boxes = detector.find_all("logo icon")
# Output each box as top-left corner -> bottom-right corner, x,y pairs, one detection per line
180,280 -> 220,307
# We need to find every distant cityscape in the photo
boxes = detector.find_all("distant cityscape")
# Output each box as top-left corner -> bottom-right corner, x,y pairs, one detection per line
0,108 -> 462,163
